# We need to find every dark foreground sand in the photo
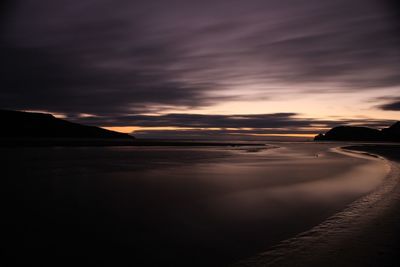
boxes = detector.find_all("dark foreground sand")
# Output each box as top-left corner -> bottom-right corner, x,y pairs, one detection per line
235,144 -> 400,267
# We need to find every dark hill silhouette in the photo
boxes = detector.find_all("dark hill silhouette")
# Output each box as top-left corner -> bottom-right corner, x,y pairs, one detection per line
0,109 -> 133,140
314,122 -> 400,142
382,122 -> 400,141
0,110 -> 267,147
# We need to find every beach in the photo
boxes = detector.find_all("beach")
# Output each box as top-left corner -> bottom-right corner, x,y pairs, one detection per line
235,144 -> 400,267
3,0 -> 399,265
1,142 -> 394,266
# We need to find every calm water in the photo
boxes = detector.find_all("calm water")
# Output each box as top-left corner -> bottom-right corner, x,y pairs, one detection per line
1,143 -> 388,266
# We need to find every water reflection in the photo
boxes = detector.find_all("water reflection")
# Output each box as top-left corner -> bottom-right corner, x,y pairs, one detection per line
1,143 -> 388,266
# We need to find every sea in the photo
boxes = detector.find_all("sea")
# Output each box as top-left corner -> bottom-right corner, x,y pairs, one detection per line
1,142 -> 389,266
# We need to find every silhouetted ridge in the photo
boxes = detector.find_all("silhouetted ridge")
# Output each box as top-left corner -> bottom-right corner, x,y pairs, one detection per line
314,122 -> 400,142
382,121 -> 400,141
0,109 -> 133,139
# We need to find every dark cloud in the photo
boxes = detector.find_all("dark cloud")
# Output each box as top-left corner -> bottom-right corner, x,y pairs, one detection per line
74,113 -> 304,128
383,0 -> 400,31
377,97 -> 400,111
1,0 -> 399,119
130,129 -> 307,140
72,112 -> 394,137
0,45 -> 214,115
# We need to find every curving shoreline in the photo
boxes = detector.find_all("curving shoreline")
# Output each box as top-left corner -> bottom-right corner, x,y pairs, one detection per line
3,143 -> 398,266
234,145 -> 400,267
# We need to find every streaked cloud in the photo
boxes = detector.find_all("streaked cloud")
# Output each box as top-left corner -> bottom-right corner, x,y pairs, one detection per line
376,97 -> 400,111
1,0 -> 399,137
70,112 -> 394,139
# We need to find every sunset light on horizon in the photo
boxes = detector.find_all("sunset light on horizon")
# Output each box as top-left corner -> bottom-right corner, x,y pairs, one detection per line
3,1 -> 400,266
2,0 -> 400,139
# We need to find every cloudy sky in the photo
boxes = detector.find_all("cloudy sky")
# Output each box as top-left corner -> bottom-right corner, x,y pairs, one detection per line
1,0 -> 400,139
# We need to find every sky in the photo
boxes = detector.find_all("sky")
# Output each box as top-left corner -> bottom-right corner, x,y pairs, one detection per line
1,0 -> 400,139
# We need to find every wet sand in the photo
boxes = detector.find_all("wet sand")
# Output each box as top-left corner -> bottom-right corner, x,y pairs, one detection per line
235,144 -> 400,267
0,143 -> 392,266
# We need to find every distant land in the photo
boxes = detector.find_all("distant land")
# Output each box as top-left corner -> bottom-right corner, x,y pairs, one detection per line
0,110 -> 264,147
0,109 -> 134,139
315,121 -> 400,142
